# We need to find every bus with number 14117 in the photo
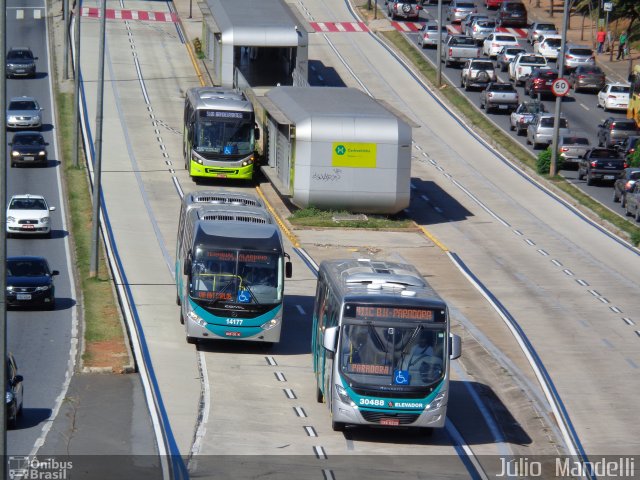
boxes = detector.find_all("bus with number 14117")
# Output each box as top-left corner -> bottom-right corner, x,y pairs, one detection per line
312,258 -> 461,432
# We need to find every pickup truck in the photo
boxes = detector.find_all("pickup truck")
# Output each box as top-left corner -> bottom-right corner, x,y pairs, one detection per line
578,148 -> 627,186
508,53 -> 548,86
442,35 -> 481,67
460,59 -> 496,91
510,100 -> 546,136
480,82 -> 519,113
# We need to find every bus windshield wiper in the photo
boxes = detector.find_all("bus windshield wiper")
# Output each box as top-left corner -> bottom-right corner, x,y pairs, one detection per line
368,324 -> 387,353
399,326 -> 422,368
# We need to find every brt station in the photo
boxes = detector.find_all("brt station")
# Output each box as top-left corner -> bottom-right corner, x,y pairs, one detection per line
256,87 -> 412,215
199,0 -> 310,89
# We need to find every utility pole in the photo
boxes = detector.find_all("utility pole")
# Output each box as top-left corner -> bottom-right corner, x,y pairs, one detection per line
73,0 -> 82,168
90,0 -> 107,277
436,0 -> 443,87
550,0 -> 571,176
63,0 -> 69,79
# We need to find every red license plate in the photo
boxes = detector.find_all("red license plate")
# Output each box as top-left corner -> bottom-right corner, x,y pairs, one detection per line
225,331 -> 241,337
380,418 -> 400,426
216,174 -> 228,178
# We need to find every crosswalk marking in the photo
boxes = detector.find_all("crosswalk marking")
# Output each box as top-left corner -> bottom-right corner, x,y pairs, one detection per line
16,9 -> 24,19
310,21 -> 369,33
81,7 -> 177,23
34,9 -> 41,19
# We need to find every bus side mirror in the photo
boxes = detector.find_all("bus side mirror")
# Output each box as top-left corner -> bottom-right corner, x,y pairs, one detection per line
285,261 -> 292,278
183,258 -> 192,276
323,326 -> 338,352
254,124 -> 260,141
449,333 -> 461,360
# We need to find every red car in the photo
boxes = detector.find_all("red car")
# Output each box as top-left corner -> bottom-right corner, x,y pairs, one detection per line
524,68 -> 558,99
484,0 -> 505,8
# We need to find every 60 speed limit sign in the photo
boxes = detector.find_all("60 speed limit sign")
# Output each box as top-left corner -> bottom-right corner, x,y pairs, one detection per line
552,78 -> 570,96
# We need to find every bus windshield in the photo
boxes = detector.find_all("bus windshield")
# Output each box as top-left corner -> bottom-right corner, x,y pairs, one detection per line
195,111 -> 254,156
190,249 -> 280,305
339,324 -> 446,387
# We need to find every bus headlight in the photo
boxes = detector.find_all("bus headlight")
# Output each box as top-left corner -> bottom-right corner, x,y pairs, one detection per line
260,318 -> 279,331
335,384 -> 355,406
6,391 -> 14,405
187,310 -> 207,327
241,158 -> 254,167
425,392 -> 445,411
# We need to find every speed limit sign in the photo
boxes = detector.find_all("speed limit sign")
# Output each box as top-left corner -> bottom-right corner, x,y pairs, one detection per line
552,78 -> 570,96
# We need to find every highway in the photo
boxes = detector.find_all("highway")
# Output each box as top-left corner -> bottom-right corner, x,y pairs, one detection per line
10,0 -> 639,475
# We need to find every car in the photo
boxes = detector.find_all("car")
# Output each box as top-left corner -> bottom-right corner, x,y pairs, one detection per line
484,0 -> 505,9
597,117 -> 640,149
527,114 -> 570,149
5,47 -> 36,78
559,44 -> 595,71
496,46 -> 526,72
6,194 -> 56,238
6,256 -> 59,310
533,34 -> 562,61
618,135 -> 640,161
558,134 -> 591,168
6,354 -> 24,429
482,33 -> 519,59
446,0 -> 477,23
386,0 -> 422,20
480,82 -> 519,113
466,18 -> 496,45
613,168 -> 640,206
624,181 -> 640,221
496,0 -> 527,28
510,100 -> 546,135
569,65 -> 606,93
597,83 -> 630,112
6,96 -> 43,130
524,68 -> 558,99
461,59 -> 497,90
527,22 -> 558,45
417,22 -> 448,48
460,13 -> 488,33
578,147 -> 627,186
9,131 -> 48,167
508,53 -> 548,85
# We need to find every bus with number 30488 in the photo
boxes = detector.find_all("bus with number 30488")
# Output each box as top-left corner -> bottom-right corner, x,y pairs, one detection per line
176,190 -> 292,344
312,258 -> 461,432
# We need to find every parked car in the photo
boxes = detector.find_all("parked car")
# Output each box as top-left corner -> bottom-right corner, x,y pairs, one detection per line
510,100 -> 546,135
524,68 -> 558,99
5,47 -> 36,78
533,34 -> 562,61
569,65 -> 606,92
482,33 -> 519,59
386,0 -> 422,20
496,46 -> 526,72
597,117 -> 640,149
527,22 -> 558,45
441,35 -> 481,67
578,147 -> 626,186
446,0 -> 478,23
558,134 -> 591,168
480,82 -> 519,113
6,256 -> 59,310
466,18 -> 496,45
6,194 -> 55,238
558,44 -> 595,71
6,96 -> 42,130
618,135 -> 640,161
417,22 -> 448,48
496,0 -> 527,27
509,53 -> 548,85
624,181 -> 640,221
597,83 -> 630,112
9,131 -> 48,167
6,354 -> 24,429
613,168 -> 640,206
527,114 -> 570,149
461,59 -> 496,90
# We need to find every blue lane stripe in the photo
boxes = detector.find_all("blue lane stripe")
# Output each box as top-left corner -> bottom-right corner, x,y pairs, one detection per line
167,0 -> 186,43
293,248 -> 318,278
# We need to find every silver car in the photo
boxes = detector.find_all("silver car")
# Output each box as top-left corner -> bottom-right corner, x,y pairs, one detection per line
558,134 -> 591,168
559,44 -> 595,71
527,22 -> 558,45
417,22 -> 448,48
6,96 -> 43,130
466,18 -> 496,45
5,47 -> 36,78
446,0 -> 478,24
496,46 -> 526,72
527,114 -> 570,150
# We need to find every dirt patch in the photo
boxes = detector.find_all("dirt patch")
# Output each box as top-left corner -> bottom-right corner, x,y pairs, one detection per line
83,340 -> 132,373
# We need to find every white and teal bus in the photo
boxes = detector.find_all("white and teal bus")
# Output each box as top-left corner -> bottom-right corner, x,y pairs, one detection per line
312,258 -> 461,432
183,87 -> 260,181
176,190 -> 291,344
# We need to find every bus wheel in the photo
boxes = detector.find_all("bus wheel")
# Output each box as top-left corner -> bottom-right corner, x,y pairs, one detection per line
176,294 -> 181,306
316,386 -> 324,403
180,312 -> 185,324
186,335 -> 197,345
331,420 -> 345,432
420,427 -> 434,437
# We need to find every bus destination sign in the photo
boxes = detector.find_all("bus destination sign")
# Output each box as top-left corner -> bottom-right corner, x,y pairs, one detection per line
353,305 -> 442,322
201,110 -> 251,119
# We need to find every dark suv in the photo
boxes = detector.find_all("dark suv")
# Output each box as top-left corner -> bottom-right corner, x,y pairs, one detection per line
524,68 -> 558,99
597,118 -> 640,149
496,0 -> 527,27
5,47 -> 36,78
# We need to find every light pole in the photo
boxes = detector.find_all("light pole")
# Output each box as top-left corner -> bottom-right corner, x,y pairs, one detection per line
550,0 -> 571,176
1,0 -> 8,471
436,0 -> 443,87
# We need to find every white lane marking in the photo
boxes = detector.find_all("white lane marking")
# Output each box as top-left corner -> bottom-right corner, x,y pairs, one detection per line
513,229 -> 523,236
601,338 -> 614,349
421,195 -> 430,202
415,144 -> 422,151
275,372 -> 286,382
314,446 -> 328,459
436,165 -> 444,171
580,103 -> 589,111
451,178 -> 510,227
189,351 -> 211,458
445,420 -> 491,480
444,172 -> 452,178
429,158 -> 437,165
17,9 -> 24,19
294,406 -> 307,417
304,426 -> 318,437
537,249 -> 549,256
598,297 -> 609,304
422,152 -> 429,157
576,279 -> 589,286
410,182 -> 417,190
626,358 -> 638,369
588,289 -> 600,297
284,388 -> 296,399
610,306 -> 622,314
622,317 -> 635,326
34,9 -> 42,19
525,238 -> 535,246
322,470 -> 336,480
551,259 -> 562,267
296,305 -> 306,315
434,206 -> 443,213
265,356 -> 277,366
563,269 -> 574,276
636,331 -> 640,338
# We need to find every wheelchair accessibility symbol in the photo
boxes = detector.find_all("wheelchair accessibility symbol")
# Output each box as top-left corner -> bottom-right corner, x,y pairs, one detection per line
237,290 -> 251,303
394,370 -> 409,385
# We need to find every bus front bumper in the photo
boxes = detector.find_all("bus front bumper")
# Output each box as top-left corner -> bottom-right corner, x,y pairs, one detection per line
189,162 -> 254,180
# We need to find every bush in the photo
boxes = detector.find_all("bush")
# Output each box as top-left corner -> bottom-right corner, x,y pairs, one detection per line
629,149 -> 640,167
536,147 -> 564,175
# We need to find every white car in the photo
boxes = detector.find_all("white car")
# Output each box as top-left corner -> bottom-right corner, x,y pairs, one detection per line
6,194 -> 55,237
533,34 -> 562,61
482,33 -> 519,59
597,83 -> 630,112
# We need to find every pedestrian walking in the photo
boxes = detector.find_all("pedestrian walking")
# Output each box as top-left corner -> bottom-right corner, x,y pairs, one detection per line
617,31 -> 628,60
597,29 -> 606,54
